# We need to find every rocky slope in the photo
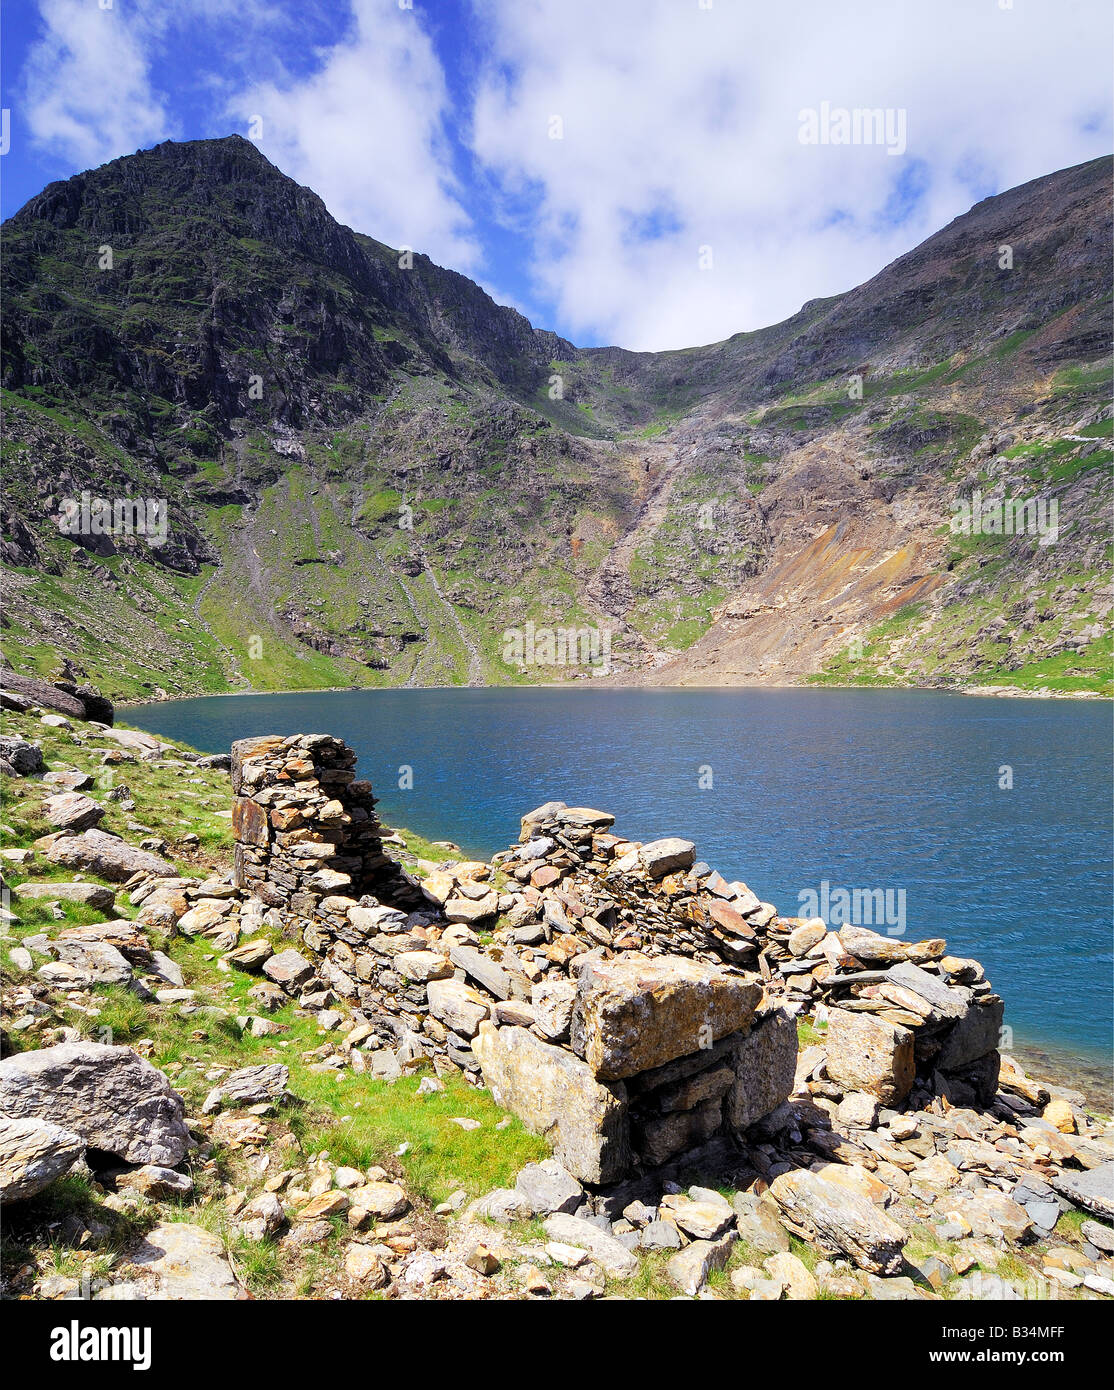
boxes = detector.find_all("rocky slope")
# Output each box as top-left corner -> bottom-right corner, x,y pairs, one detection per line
1,139 -> 1111,698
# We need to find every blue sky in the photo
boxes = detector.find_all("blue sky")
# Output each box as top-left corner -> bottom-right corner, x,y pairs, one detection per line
2,0 -> 1111,350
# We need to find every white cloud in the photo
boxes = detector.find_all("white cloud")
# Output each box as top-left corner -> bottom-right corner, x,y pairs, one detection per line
469,0 -> 1114,349
231,0 -> 479,271
22,0 -> 172,168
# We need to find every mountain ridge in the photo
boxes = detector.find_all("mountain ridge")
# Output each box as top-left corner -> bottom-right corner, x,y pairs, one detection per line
2,137 -> 1111,699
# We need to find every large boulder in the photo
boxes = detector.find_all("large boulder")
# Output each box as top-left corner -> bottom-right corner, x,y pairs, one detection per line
0,672 -> 88,721
639,838 -> 696,879
124,1222 -> 238,1299
45,829 -> 177,882
768,1168 -> 907,1275
824,1008 -> 915,1105
473,1023 -> 630,1184
570,953 -> 761,1080
0,1043 -> 190,1167
727,1007 -> 799,1129
0,736 -> 45,777
0,1115 -> 85,1202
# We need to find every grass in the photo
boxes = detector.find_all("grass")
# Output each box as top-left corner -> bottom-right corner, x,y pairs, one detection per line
0,707 -> 552,1296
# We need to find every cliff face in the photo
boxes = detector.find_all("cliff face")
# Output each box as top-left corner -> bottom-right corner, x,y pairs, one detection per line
1,138 -> 1110,699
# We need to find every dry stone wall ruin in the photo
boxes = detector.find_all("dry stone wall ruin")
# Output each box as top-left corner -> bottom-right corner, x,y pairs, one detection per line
229,735 -> 798,1183
229,734 -> 1005,1187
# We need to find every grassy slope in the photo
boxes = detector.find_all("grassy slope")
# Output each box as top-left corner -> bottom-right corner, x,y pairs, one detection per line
0,713 -> 548,1296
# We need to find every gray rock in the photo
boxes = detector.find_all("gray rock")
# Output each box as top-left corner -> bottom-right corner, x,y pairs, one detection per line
518,837 -> 555,861
208,1063 -> 289,1109
532,979 -> 576,1040
864,1274 -> 928,1301
824,1008 -> 915,1105
728,1007 -> 799,1129
149,951 -> 184,988
15,881 -> 115,911
1081,1219 -> 1114,1254
886,961 -> 969,1019
0,736 -> 45,776
640,1220 -> 683,1250
639,838 -> 696,879
542,1213 -> 639,1279
952,1271 -> 1022,1300
427,979 -> 491,1038
49,939 -> 134,985
0,1115 -> 85,1202
730,1191 -> 791,1254
449,944 -> 515,1000
262,949 -> 314,991
1052,1163 -> 1114,1221
937,999 -> 1005,1070
768,1168 -> 907,1275
467,1188 -> 534,1223
39,770 -> 92,792
473,1023 -> 629,1185
666,1231 -> 736,1295
126,1222 -> 238,1299
514,1159 -> 584,1216
43,792 -> 106,832
46,829 -> 177,882
570,952 -> 761,1080
0,1042 -> 189,1167
1022,1200 -> 1061,1233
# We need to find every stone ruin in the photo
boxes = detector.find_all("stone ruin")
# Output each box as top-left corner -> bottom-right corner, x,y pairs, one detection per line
229,734 -> 798,1184
228,734 -> 1005,1187
231,734 -> 420,913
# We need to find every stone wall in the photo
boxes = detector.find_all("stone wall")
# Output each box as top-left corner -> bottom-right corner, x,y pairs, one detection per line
229,736 -> 798,1185
230,734 -> 414,912
472,956 -> 797,1184
228,736 -> 1003,1187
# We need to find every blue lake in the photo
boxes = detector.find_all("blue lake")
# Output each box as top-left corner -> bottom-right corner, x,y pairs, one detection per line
126,687 -> 1113,1077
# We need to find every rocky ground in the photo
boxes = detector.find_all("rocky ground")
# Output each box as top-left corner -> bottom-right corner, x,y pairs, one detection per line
1,679 -> 1112,1302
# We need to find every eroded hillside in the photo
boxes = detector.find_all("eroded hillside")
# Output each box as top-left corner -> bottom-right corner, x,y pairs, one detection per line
1,139 -> 1110,698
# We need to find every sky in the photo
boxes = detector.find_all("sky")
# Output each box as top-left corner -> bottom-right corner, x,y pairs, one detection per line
1,0 -> 1111,351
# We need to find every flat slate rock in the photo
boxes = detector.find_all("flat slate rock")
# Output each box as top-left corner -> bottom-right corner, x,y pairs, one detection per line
1052,1163 -> 1114,1222
126,1223 -> 239,1300
46,829 -> 177,882
0,1115 -> 85,1202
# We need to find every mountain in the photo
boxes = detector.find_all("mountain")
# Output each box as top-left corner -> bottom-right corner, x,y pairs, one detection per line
1,136 -> 1110,700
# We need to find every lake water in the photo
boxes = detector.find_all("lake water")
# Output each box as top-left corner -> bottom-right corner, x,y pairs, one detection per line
127,687 -> 1113,1080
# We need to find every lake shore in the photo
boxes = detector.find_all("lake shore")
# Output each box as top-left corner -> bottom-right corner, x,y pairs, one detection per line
122,685 -> 1114,1098
117,677 -> 1112,710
